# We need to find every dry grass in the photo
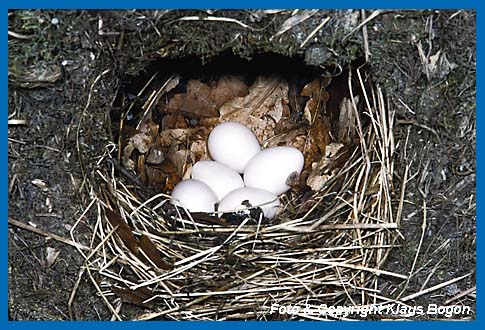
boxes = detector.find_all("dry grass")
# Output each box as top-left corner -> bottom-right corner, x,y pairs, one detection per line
70,67 -> 404,320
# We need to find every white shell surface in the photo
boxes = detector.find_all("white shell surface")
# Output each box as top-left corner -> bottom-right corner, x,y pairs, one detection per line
244,146 -> 304,195
208,122 -> 261,173
170,179 -> 217,213
218,187 -> 281,219
191,160 -> 245,201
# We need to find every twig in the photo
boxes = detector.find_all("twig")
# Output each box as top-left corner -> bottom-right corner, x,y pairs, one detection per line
272,9 -> 318,39
107,158 -> 155,195
282,222 -> 398,233
445,286 -> 476,304
397,119 -> 441,143
175,16 -> 257,30
396,179 -> 428,300
68,267 -> 86,319
361,10 -> 371,62
400,273 -> 472,302
8,217 -> 90,251
343,10 -> 382,42
395,163 -> 410,227
260,256 -> 408,279
395,96 -> 416,115
419,255 -> 446,290
8,30 -> 33,39
136,74 -> 179,130
86,265 -> 122,320
300,17 -> 330,48
448,10 -> 464,21
7,119 -> 27,125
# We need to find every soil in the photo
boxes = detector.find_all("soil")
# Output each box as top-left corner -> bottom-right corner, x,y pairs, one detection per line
8,9 -> 475,320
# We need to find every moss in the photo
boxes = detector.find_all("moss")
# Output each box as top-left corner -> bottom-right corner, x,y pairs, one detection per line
8,9 -> 476,320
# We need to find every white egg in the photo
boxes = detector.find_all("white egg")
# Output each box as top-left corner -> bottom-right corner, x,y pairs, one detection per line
208,122 -> 261,173
244,146 -> 304,195
218,187 -> 281,219
191,160 -> 245,200
170,179 -> 217,213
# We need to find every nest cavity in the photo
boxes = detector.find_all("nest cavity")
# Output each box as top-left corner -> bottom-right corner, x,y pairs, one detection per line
76,54 -> 401,320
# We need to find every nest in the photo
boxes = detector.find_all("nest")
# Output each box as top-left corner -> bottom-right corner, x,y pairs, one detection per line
74,60 -> 403,320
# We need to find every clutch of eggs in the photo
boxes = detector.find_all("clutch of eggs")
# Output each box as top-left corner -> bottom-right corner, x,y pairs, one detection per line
170,122 -> 304,220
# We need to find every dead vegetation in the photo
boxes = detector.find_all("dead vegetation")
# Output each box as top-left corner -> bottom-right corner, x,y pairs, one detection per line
8,9 -> 475,320
59,55 -> 408,320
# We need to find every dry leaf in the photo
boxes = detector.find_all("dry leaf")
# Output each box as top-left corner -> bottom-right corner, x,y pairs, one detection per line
146,147 -> 165,165
137,153 -> 147,184
162,113 -> 188,129
218,75 -> 289,144
189,139 -> 210,163
31,179 -> 49,191
45,247 -> 60,268
157,127 -> 208,147
300,78 -> 330,103
306,170 -> 332,192
167,145 -> 190,178
122,142 -> 136,171
138,119 -> 160,136
210,75 -> 249,108
220,75 -> 288,119
301,79 -> 330,125
112,286 -> 155,308
9,64 -> 62,88
311,114 -> 331,155
337,95 -> 359,144
122,129 -> 157,184
139,234 -> 172,270
300,79 -> 320,97
182,163 -> 193,180
163,76 -> 248,118
300,78 -> 332,157
145,166 -> 168,188
105,209 -> 139,257
265,126 -> 307,148
129,132 -> 152,154
158,158 -> 178,173
164,80 -> 219,118
165,173 -> 181,191
306,142 -> 345,191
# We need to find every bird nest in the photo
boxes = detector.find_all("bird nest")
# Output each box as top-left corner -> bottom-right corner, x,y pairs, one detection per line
75,56 -> 403,320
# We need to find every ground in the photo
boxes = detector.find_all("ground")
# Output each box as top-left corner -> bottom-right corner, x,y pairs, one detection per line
8,9 -> 475,320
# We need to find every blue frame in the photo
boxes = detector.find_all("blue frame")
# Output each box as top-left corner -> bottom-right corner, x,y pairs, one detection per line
3,0 -> 479,328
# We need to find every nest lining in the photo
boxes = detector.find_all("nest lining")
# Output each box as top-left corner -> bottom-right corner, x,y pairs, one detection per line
75,64 -> 402,320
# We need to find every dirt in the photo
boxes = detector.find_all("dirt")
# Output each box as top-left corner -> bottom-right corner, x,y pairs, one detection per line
8,9 -> 475,320
371,11 -> 476,314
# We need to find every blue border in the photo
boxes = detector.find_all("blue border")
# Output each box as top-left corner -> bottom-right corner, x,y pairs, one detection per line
4,0 -> 478,10
476,2 -> 481,325
3,0 -> 8,325
4,0 -> 480,328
